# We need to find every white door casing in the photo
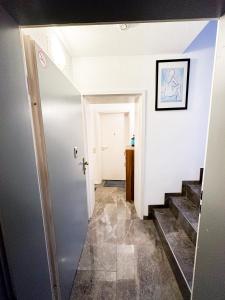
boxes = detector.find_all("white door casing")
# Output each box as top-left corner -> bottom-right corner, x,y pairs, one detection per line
82,92 -> 146,219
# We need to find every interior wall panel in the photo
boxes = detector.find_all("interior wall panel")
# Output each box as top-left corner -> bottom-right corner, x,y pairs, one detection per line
0,6 -> 52,299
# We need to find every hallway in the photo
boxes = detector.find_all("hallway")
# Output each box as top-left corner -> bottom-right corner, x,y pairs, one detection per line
71,185 -> 182,299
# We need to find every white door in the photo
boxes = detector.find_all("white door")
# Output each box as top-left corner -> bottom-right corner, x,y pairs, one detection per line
101,113 -> 126,180
35,44 -> 88,300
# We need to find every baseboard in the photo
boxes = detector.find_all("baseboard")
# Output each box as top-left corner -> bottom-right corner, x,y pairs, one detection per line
165,192 -> 182,199
143,215 -> 152,220
199,167 -> 204,184
144,168 -> 204,220
144,203 -> 169,220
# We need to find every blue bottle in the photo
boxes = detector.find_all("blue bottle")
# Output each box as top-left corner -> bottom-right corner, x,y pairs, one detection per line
131,134 -> 135,147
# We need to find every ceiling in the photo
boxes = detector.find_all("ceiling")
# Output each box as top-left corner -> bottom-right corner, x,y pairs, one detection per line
54,21 -> 208,57
0,0 -> 224,26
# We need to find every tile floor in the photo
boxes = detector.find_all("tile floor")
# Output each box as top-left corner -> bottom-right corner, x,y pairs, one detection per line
70,186 -> 183,300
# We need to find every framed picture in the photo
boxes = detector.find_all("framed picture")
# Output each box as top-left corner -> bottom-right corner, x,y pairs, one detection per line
155,59 -> 190,111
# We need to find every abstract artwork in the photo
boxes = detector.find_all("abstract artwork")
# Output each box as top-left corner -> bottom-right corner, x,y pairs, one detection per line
155,59 -> 190,110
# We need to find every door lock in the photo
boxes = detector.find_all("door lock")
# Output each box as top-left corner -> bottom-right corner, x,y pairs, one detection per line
74,147 -> 78,159
81,158 -> 89,175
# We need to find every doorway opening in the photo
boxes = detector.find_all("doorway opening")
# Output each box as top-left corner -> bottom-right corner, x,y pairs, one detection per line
82,93 -> 146,219
18,19 -> 217,300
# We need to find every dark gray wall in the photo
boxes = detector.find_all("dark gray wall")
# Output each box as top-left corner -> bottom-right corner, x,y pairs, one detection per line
0,267 -> 7,300
0,6 -> 52,300
36,45 -> 88,300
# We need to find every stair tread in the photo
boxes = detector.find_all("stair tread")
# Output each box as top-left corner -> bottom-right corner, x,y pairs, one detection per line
170,196 -> 199,231
186,183 -> 201,197
154,208 -> 195,289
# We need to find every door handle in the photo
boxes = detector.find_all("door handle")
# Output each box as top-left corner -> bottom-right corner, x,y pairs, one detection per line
81,158 -> 89,175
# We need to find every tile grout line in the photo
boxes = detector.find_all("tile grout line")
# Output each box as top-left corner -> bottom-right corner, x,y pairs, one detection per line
72,185 -> 182,299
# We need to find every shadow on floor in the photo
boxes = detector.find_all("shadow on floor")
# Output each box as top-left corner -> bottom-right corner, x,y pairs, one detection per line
70,186 -> 182,300
103,180 -> 126,188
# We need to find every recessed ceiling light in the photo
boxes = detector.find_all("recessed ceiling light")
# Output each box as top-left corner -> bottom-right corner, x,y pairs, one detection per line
119,24 -> 128,31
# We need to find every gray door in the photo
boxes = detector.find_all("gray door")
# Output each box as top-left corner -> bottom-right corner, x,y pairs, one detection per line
0,6 -> 53,300
35,45 -> 88,299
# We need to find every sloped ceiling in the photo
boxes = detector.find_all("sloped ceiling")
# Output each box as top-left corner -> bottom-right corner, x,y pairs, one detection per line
53,21 -> 208,57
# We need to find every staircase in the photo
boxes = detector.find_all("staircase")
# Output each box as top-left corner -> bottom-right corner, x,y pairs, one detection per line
152,178 -> 201,299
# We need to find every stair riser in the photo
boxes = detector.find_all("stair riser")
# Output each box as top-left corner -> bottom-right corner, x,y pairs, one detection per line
169,200 -> 197,244
153,217 -> 191,300
185,185 -> 200,207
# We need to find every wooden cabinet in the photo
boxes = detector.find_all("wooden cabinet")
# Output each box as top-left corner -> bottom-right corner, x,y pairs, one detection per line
125,147 -> 134,202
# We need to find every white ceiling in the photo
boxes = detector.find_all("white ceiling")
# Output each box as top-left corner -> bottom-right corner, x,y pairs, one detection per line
55,21 -> 208,57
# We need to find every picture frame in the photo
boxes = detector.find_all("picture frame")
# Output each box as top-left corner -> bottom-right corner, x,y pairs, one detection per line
155,59 -> 190,111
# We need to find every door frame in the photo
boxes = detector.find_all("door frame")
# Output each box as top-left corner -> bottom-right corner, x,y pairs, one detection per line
23,35 -> 61,300
82,90 -> 147,219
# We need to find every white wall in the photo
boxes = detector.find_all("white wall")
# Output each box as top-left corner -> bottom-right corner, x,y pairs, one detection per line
184,49 -> 215,167
22,25 -> 215,217
22,28 -> 73,81
73,51 -> 215,215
